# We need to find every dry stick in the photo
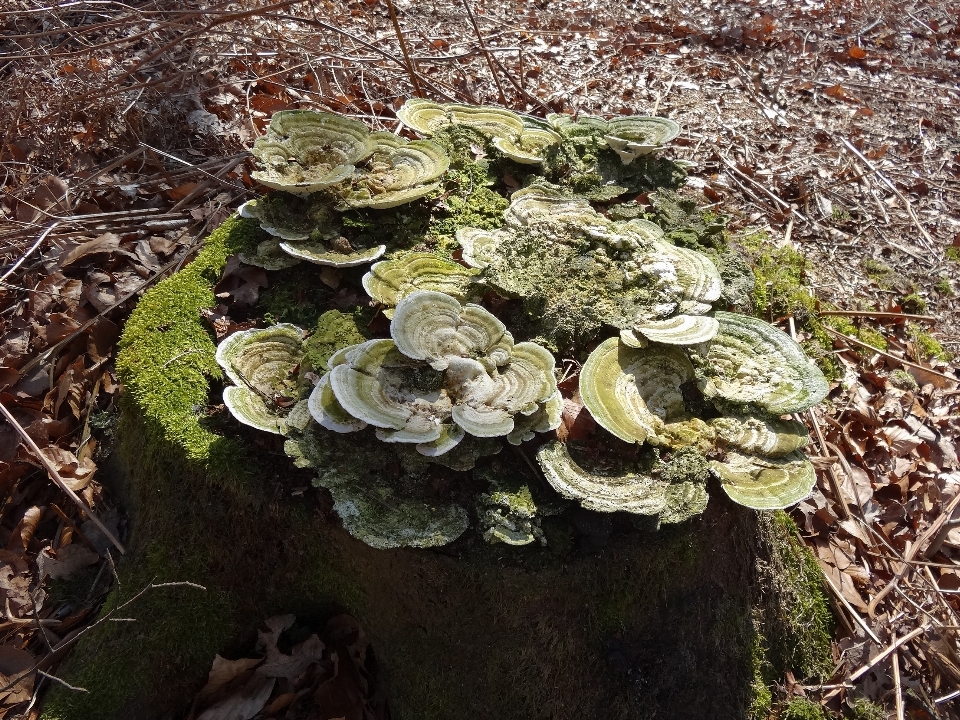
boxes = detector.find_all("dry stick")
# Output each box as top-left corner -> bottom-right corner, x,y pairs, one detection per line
817,562 -> 882,645
805,410 -> 850,520
461,0 -> 506,104
0,402 -> 124,554
139,143 -> 247,193
822,326 -> 959,385
0,221 -> 60,284
169,156 -> 249,213
383,0 -> 422,98
892,640 -> 906,720
715,151 -> 808,223
849,624 -> 928,682
840,138 -> 938,254
868,493 -> 960,617
819,310 -> 937,322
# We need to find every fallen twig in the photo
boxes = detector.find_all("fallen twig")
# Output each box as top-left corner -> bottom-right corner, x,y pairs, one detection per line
0,400 -> 125,555
823,326 -> 959,384
849,624 -> 928,682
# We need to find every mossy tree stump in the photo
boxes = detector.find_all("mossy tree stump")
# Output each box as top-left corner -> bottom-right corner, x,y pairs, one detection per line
42,215 -> 833,720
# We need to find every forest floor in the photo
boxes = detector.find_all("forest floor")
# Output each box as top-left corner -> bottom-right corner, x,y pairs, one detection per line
1,0 -> 959,718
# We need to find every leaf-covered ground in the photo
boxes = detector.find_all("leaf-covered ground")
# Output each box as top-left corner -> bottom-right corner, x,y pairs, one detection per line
1,1 -> 958,718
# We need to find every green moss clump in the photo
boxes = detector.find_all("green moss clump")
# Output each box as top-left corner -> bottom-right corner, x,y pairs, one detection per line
748,628 -> 773,720
761,513 -> 834,683
908,322 -> 952,361
258,262 -> 332,328
781,697 -> 828,720
899,293 -> 927,314
855,326 -> 888,351
888,369 -> 918,390
934,277 -> 954,295
301,309 -> 370,373
114,214 -> 260,468
860,258 -> 894,288
845,697 -> 885,720
738,230 -> 841,379
643,190 -> 727,251
945,246 -> 960,263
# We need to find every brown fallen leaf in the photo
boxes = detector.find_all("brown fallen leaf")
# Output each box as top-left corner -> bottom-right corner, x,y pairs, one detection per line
58,232 -> 121,268
215,256 -> 268,307
0,645 -> 35,705
36,543 -> 100,580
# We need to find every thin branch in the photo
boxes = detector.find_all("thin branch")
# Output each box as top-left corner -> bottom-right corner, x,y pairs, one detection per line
383,0 -> 422,98
0,400 -> 125,555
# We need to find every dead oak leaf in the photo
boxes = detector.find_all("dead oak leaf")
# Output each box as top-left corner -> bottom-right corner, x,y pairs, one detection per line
58,232 -> 120,269
37,543 -> 100,580
214,256 -> 267,307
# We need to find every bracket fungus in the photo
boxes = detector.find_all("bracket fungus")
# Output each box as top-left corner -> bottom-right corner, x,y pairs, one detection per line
694,312 -> 830,416
198,103 -> 831,550
397,99 -> 560,164
710,450 -> 817,510
536,441 -> 708,523
251,110 -> 374,195
215,324 -> 305,434
361,252 -> 479,314
547,113 -> 681,164
337,132 -> 450,209
307,291 -> 560,455
579,337 -> 705,448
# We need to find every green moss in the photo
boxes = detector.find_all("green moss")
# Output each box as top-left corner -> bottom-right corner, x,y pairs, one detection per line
908,322 -> 952,361
301,309 -> 370,372
641,190 -> 727,251
945,246 -> 960,263
780,697 -> 827,720
860,258 -> 894,288
114,214 -> 260,468
845,697 -> 885,720
258,262 -> 332,327
934,277 -> 954,295
900,293 -> 927,314
748,628 -> 773,720
888,368 -> 918,390
760,513 -> 834,683
737,230 -> 840,380
855,326 -> 888,351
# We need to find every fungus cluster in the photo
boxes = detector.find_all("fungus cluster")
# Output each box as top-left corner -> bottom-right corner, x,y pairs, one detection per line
212,101 -> 831,549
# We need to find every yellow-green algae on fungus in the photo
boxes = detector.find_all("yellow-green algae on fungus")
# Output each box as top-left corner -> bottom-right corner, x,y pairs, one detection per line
694,312 -> 829,416
250,110 -> 374,195
578,337 -> 706,448
215,323 -> 305,435
361,252 -> 479,313
337,132 -> 450,210
397,99 -> 560,165
536,440 -> 708,523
